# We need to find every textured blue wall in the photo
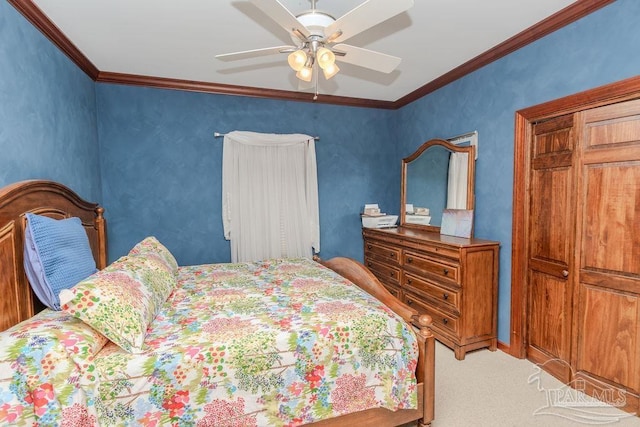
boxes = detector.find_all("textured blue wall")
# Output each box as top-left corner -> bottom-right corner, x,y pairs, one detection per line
0,2 -> 101,200
394,0 -> 640,343
96,85 -> 398,265
4,0 -> 638,346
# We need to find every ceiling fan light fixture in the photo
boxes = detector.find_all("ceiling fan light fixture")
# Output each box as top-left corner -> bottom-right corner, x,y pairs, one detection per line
322,62 -> 339,80
287,49 -> 307,71
218,0 -> 414,94
316,47 -> 335,70
296,66 -> 313,82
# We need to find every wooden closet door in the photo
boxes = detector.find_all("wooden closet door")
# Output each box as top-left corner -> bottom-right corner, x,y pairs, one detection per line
526,114 -> 576,382
572,99 -> 640,411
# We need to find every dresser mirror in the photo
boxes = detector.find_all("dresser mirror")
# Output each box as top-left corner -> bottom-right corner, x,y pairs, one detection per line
400,138 -> 476,233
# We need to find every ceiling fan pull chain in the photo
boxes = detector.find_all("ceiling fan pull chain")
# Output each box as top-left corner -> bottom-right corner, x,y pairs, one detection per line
313,62 -> 319,100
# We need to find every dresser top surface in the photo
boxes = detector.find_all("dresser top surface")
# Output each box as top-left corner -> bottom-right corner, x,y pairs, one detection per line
363,227 -> 500,248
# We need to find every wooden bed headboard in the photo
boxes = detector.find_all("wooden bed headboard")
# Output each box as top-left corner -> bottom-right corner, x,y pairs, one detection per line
0,180 -> 107,331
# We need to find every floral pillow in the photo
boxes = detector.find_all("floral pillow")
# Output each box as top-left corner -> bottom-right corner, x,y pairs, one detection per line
128,236 -> 178,277
2,309 -> 108,360
0,309 -> 108,423
60,254 -> 176,353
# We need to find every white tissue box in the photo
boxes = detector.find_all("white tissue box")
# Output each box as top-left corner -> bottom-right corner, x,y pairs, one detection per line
362,215 -> 398,228
415,207 -> 430,216
405,215 -> 431,225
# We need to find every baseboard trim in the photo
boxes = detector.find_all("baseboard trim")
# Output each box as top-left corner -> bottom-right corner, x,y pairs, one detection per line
497,340 -> 511,355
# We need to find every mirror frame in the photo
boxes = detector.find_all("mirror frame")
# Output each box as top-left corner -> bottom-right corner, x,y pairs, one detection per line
400,138 -> 476,233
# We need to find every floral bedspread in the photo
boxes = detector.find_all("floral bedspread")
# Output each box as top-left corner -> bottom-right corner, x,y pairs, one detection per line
0,258 -> 418,426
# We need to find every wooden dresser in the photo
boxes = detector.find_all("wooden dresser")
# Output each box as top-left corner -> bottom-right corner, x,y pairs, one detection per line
363,226 -> 499,360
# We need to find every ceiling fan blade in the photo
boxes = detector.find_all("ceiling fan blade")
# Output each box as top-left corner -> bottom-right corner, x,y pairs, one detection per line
249,0 -> 310,40
333,44 -> 401,73
216,45 -> 294,61
325,0 -> 413,43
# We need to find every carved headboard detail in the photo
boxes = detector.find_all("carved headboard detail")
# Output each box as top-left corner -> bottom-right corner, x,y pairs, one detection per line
0,180 -> 107,331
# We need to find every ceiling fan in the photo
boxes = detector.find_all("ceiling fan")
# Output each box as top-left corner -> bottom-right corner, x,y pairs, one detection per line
216,0 -> 414,97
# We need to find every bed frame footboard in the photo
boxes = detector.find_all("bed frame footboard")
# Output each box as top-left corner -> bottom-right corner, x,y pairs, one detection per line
315,256 -> 435,427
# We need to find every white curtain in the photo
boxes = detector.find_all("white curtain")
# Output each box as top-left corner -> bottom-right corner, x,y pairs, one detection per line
446,152 -> 469,209
222,131 -> 320,263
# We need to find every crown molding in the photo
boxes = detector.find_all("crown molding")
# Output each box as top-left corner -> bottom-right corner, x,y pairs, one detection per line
10,0 -> 614,109
392,0 -> 615,108
96,72 -> 396,109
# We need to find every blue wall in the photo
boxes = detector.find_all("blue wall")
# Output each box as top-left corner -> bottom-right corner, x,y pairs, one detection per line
96,85 -> 398,265
395,0 -> 640,343
3,0 -> 639,346
0,2 -> 101,200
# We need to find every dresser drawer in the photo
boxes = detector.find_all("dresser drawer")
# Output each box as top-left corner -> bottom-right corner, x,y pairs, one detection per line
404,251 -> 460,283
365,257 -> 401,285
403,291 -> 459,338
365,241 -> 401,265
404,272 -> 460,312
419,244 -> 460,260
383,282 -> 401,299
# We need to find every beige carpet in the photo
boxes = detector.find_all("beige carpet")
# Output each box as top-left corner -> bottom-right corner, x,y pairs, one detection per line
427,342 -> 638,427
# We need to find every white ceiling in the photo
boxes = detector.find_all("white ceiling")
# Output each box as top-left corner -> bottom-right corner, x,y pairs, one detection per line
32,0 -> 576,102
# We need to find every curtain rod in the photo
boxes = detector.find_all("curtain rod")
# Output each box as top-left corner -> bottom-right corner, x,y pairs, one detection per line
447,130 -> 478,160
214,132 -> 319,141
447,130 -> 477,143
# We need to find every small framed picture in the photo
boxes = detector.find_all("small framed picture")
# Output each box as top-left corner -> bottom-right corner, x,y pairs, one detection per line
440,209 -> 473,238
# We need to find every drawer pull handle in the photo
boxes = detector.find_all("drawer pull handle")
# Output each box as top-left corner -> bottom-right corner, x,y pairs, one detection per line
407,279 -> 412,285
443,268 -> 449,275
367,244 -> 372,250
389,272 -> 394,277
407,257 -> 413,264
368,262 -> 372,267
389,252 -> 395,258
406,298 -> 413,305
442,318 -> 448,325
562,270 -> 569,278
443,293 -> 449,300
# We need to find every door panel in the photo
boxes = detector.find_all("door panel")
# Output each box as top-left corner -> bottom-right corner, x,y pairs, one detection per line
575,285 -> 639,391
528,271 -> 570,360
582,162 -> 640,276
526,114 -> 575,375
572,100 -> 640,399
583,99 -> 640,150
529,168 -> 572,263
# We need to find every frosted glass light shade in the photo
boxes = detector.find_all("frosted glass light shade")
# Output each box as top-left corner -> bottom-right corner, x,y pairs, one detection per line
322,62 -> 340,79
296,66 -> 313,82
316,47 -> 335,70
287,50 -> 307,71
